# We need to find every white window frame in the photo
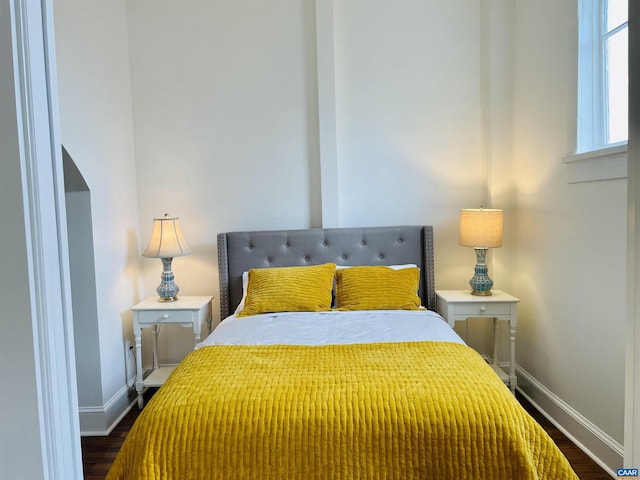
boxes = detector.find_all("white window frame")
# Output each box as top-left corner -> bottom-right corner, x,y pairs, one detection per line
565,0 -> 628,183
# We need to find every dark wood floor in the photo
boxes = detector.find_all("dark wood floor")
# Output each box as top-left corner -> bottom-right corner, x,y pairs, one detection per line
81,390 -> 613,479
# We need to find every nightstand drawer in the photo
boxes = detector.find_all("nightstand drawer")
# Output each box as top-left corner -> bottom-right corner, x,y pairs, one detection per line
453,302 -> 512,316
137,309 -> 194,325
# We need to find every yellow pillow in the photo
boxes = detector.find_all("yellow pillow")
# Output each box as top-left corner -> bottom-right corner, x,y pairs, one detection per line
237,263 -> 336,317
335,266 -> 422,311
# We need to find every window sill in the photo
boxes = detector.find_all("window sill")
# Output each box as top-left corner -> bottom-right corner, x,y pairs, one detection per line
563,144 -> 628,183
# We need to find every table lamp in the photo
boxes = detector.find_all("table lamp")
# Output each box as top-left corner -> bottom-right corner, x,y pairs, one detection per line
143,214 -> 192,302
459,208 -> 503,296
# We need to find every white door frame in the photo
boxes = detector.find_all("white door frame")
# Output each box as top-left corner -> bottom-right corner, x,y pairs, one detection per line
627,0 -> 640,467
8,0 -> 82,477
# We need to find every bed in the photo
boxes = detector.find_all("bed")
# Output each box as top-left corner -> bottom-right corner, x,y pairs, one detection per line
107,225 -> 578,480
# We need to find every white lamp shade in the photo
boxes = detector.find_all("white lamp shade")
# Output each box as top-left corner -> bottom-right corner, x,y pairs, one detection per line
459,208 -> 503,248
143,215 -> 192,258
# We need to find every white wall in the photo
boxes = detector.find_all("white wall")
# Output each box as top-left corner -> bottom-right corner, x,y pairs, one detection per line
54,0 -> 142,432
66,190 -> 103,408
333,1 -> 485,290
126,0 -> 324,359
512,0 -> 625,469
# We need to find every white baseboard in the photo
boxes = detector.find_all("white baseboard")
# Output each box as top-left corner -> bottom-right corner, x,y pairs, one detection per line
79,375 -> 138,437
516,364 -> 622,478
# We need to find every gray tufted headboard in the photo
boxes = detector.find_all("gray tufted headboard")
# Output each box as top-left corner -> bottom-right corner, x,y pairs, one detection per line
217,225 -> 435,319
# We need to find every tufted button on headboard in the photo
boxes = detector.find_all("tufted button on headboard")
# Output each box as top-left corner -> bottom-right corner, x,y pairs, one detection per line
217,225 -> 435,319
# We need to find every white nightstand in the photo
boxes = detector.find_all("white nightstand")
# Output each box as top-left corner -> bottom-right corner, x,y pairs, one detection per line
436,289 -> 520,393
132,295 -> 213,407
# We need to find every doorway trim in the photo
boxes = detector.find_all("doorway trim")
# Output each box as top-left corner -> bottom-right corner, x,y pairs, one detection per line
9,0 -> 82,477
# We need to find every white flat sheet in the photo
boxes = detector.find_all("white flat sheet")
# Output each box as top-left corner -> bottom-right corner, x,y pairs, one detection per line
197,310 -> 464,348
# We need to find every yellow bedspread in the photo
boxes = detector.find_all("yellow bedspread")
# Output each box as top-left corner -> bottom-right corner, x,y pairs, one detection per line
107,342 -> 577,480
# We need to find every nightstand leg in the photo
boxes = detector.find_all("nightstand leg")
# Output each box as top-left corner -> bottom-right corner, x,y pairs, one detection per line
493,318 -> 499,367
194,325 -> 201,346
509,322 -> 517,393
152,325 -> 159,370
134,324 -> 144,408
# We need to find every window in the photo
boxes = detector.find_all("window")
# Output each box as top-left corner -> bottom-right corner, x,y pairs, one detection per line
577,0 -> 628,153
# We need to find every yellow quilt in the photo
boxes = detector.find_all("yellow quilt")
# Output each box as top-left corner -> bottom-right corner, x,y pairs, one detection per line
107,342 -> 578,480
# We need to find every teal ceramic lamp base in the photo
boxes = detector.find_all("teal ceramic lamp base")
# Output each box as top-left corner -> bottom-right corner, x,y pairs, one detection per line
156,257 -> 180,302
469,248 -> 493,296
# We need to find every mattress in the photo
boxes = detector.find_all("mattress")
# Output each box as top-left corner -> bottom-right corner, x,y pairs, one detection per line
198,309 -> 464,347
107,311 -> 577,479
